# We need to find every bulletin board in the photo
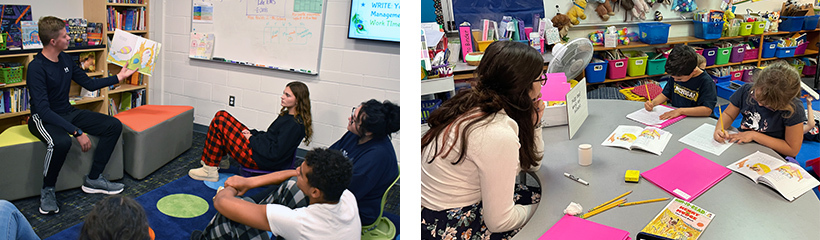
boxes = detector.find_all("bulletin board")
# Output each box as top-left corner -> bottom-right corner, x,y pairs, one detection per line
190,0 -> 328,75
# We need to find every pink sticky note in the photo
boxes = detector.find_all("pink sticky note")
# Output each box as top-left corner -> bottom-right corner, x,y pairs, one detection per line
540,72 -> 570,102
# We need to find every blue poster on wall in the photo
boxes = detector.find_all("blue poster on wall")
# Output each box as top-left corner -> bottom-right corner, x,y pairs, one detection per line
452,0 -> 543,28
0,5 -> 32,50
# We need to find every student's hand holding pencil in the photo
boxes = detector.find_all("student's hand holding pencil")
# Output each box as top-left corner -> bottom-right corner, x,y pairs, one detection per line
644,100 -> 655,111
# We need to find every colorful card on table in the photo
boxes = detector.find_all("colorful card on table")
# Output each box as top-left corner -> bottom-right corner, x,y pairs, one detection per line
539,214 -> 631,240
641,149 -> 732,201
540,73 -> 571,102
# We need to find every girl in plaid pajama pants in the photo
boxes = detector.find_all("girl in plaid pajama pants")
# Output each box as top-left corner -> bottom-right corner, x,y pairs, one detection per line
189,81 -> 314,182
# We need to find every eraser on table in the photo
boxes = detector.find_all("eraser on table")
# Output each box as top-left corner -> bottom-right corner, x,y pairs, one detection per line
625,170 -> 640,183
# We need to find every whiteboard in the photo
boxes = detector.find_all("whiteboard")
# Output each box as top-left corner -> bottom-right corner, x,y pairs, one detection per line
190,0 -> 328,75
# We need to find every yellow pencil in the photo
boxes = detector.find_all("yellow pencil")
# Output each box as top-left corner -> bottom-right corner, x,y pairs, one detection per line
645,84 -> 652,102
582,199 -> 626,219
619,197 -> 670,207
589,190 -> 632,212
718,106 -> 726,135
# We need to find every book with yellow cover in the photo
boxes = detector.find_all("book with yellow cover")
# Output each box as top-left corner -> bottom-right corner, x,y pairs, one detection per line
637,198 -> 714,240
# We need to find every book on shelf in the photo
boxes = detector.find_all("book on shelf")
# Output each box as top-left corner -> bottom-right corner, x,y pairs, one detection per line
20,21 -> 42,49
602,125 -> 672,155
107,29 -> 160,76
637,198 -> 714,240
119,92 -> 132,112
626,105 -> 686,129
641,148 -> 731,202
727,151 -> 820,202
108,98 -> 119,115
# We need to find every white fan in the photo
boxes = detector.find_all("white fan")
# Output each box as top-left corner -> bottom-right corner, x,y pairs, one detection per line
547,38 -> 595,81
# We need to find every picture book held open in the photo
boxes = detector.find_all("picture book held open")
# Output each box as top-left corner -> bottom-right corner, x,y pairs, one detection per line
627,105 -> 686,129
727,151 -> 820,202
602,125 -> 672,155
637,198 -> 714,240
107,29 -> 160,76
539,214 -> 631,240
641,149 -> 731,202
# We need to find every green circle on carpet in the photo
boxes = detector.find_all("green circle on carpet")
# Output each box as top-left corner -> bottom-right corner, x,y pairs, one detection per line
156,194 -> 209,218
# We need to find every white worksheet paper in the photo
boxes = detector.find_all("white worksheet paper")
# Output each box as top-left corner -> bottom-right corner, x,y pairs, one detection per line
679,123 -> 736,156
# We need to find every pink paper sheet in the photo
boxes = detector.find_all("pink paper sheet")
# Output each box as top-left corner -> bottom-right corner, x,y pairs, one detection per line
641,148 -> 732,201
539,215 -> 631,240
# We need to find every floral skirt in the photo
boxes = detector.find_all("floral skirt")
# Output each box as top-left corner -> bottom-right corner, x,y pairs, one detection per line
421,183 -> 541,240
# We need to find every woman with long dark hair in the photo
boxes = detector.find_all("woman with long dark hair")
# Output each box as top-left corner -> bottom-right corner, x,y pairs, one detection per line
421,41 -> 545,239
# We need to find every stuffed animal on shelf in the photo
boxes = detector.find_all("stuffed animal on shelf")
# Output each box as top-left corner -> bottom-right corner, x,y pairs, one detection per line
593,0 -> 610,21
630,0 -> 649,20
552,13 -> 573,42
567,0 -> 588,25
723,9 -> 735,34
620,0 -> 634,21
768,12 -> 780,32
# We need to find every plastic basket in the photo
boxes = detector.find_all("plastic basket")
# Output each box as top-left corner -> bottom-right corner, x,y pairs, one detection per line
694,21 -> 723,39
624,51 -> 648,77
796,42 -> 808,55
645,52 -> 667,76
744,48 -> 759,60
730,70 -> 744,81
0,66 -> 23,84
761,41 -> 777,58
742,68 -> 758,82
739,22 -> 753,36
421,99 -> 442,124
803,65 -> 817,76
804,15 -> 820,30
715,47 -> 732,65
780,16 -> 805,32
776,46 -> 797,58
638,22 -> 671,44
619,87 -> 647,102
712,74 -> 731,84
585,59 -> 608,83
607,58 -> 628,79
702,47 -> 718,66
791,61 -> 806,73
752,21 -> 766,34
724,23 -> 740,37
0,33 -> 6,51
717,80 -> 746,100
730,45 -> 745,63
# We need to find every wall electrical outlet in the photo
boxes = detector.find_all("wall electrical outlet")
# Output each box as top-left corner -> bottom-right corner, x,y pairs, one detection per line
229,96 -> 235,107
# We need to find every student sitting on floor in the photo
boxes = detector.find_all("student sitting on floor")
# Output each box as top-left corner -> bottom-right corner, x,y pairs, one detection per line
803,96 -> 820,142
0,200 -> 40,240
80,195 -> 154,240
330,99 -> 400,226
190,148 -> 359,240
645,44 -> 717,119
715,61 -> 805,157
189,81 -> 313,182
421,41 -> 544,239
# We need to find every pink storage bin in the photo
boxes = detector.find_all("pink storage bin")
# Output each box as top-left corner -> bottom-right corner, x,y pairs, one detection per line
742,68 -> 757,82
730,70 -> 744,81
804,65 -> 817,76
744,48 -> 759,60
796,42 -> 808,55
607,58 -> 628,79
730,46 -> 745,63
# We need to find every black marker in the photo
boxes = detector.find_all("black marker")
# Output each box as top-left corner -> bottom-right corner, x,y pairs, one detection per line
212,57 -> 225,61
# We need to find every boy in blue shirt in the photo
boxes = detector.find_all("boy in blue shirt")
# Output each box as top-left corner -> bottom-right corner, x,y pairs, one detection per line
645,44 -> 717,119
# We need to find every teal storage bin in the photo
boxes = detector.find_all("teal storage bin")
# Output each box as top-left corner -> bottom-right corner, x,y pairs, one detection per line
645,52 -> 667,76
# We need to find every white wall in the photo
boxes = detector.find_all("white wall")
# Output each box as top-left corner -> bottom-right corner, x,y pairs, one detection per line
155,0 -> 401,162
0,0 -> 84,20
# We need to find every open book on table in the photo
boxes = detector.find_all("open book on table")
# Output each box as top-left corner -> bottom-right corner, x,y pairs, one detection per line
627,105 -> 686,129
602,125 -> 672,155
728,151 -> 820,202
637,198 -> 714,240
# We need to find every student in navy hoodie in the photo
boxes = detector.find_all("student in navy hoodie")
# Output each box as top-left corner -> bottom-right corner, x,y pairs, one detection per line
27,16 -> 137,215
330,99 -> 400,226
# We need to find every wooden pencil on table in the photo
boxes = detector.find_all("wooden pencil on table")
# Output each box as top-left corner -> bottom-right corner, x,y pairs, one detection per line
619,197 -> 670,207
718,106 -> 726,134
589,190 -> 632,212
582,199 -> 626,219
646,84 -> 652,103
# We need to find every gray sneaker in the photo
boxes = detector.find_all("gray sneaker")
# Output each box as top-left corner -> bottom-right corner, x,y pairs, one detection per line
39,187 -> 59,215
81,175 -> 124,195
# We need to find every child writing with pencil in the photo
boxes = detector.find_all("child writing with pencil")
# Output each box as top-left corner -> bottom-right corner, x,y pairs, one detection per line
714,61 -> 805,157
645,44 -> 717,119
803,96 -> 820,142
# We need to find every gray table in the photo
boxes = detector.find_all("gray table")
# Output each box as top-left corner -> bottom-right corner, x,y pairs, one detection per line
513,99 -> 820,239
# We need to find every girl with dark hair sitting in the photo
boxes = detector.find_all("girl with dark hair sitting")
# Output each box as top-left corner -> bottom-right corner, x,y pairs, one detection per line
330,99 -> 400,226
